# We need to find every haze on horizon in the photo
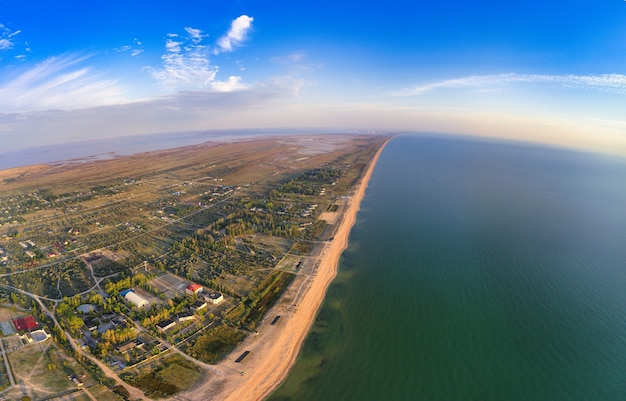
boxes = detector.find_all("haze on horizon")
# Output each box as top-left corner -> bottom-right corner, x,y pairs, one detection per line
0,0 -> 625,156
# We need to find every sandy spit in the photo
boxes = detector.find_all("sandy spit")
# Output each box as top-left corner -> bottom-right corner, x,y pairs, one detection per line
180,139 -> 390,401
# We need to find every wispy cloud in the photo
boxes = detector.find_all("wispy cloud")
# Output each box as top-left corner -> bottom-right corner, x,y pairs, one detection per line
185,27 -> 205,43
210,76 -> 248,92
0,78 -> 305,151
149,23 -> 253,92
392,73 -> 626,96
115,38 -> 144,56
0,54 -> 128,112
0,23 -> 20,51
272,51 -> 306,65
271,51 -> 314,76
215,15 -> 253,54
148,28 -> 219,90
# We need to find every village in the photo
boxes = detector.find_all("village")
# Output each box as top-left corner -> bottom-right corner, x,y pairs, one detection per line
0,135 -> 385,399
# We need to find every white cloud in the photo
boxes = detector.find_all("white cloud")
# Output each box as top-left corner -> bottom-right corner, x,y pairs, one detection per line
149,17 -> 255,90
215,15 -> 253,54
392,73 -> 626,96
185,27 -> 205,43
0,39 -> 11,50
150,23 -> 253,92
0,54 -> 128,112
165,39 -> 183,53
210,76 -> 248,92
148,33 -> 218,90
0,23 -> 19,50
115,38 -> 144,56
272,51 -> 306,65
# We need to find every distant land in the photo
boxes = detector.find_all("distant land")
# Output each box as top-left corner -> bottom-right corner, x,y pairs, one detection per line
0,129 -> 382,170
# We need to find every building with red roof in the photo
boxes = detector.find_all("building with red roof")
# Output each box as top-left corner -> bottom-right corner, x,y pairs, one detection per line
185,283 -> 204,296
12,316 -> 38,331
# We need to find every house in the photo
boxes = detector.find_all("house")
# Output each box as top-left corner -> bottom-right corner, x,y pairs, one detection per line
120,290 -> 149,308
176,311 -> 196,323
83,317 -> 99,332
30,329 -> 50,343
185,283 -> 204,296
76,304 -> 96,314
12,316 -> 38,332
69,375 -> 84,387
116,340 -> 138,354
205,292 -> 224,305
192,300 -> 207,311
156,319 -> 176,332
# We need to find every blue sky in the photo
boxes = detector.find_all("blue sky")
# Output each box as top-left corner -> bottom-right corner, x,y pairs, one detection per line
1,0 -> 625,154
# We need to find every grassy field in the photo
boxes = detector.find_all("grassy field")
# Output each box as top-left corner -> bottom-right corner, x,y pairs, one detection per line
5,340 -> 122,400
122,353 -> 205,398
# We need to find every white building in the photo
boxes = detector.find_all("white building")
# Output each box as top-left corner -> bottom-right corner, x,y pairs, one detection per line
123,291 -> 149,308
205,292 -> 224,305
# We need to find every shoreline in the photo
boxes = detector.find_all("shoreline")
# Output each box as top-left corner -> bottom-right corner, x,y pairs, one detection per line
181,138 -> 390,401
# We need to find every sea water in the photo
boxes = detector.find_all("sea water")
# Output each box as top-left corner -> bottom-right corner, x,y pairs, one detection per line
268,135 -> 626,401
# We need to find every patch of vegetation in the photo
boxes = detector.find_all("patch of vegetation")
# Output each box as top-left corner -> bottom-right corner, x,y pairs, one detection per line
128,370 -> 179,398
186,324 -> 245,363
111,385 -> 130,400
89,256 -> 130,277
279,168 -> 342,196
242,270 -> 295,329
116,355 -> 203,398
0,259 -> 94,298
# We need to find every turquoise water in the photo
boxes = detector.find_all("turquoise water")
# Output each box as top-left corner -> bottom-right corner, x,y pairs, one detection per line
268,135 -> 626,401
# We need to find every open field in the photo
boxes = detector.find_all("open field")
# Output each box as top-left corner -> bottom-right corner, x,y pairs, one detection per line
3,333 -> 120,400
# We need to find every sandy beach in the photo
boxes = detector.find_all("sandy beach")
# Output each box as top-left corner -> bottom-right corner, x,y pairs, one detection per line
179,139 -> 389,401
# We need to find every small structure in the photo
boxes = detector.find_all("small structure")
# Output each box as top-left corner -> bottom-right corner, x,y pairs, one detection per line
205,292 -> 224,305
12,316 -> 38,332
185,283 -> 204,296
156,319 -> 176,332
84,317 -> 98,331
192,300 -> 207,311
121,290 -> 149,308
76,304 -> 96,314
69,375 -> 84,387
176,311 -> 196,323
30,329 -> 50,343
116,340 -> 138,354
0,247 -> 7,263
0,320 -> 15,336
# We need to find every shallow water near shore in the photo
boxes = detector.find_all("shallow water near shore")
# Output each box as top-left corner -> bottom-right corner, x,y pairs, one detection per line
268,135 -> 626,401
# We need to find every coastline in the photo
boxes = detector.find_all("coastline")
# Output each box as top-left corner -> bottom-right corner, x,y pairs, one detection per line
181,139 -> 390,401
